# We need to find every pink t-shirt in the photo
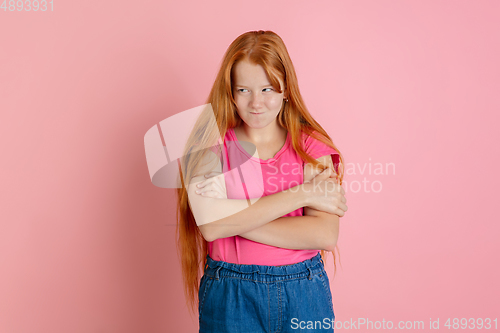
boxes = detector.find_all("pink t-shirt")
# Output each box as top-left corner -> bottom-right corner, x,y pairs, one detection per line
207,127 -> 339,266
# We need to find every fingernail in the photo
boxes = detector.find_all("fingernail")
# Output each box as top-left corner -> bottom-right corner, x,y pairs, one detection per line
195,190 -> 200,194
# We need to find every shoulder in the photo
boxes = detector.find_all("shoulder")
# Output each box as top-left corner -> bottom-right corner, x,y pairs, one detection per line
209,128 -> 234,153
300,130 -> 331,147
300,130 -> 339,159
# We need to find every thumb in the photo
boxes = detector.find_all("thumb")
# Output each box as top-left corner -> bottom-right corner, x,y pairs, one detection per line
321,167 -> 332,175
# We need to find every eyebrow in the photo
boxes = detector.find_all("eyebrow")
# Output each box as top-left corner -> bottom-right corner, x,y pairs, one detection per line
234,84 -> 273,88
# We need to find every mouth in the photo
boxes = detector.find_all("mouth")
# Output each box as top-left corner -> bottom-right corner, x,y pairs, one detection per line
250,112 -> 264,115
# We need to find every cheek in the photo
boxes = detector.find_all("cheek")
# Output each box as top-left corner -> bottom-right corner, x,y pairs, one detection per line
235,95 -> 247,105
233,97 -> 243,111
234,102 -> 248,120
266,95 -> 283,109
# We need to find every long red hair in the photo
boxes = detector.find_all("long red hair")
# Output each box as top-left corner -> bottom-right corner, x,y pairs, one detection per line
175,30 -> 345,318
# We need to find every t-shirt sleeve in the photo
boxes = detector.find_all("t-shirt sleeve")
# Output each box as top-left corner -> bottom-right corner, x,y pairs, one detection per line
303,131 -> 340,173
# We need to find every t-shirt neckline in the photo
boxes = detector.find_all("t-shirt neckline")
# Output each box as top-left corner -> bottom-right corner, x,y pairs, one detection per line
228,127 -> 290,164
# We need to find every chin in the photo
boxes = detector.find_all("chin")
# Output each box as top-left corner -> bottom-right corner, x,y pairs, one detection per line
245,121 -> 274,129
238,112 -> 279,129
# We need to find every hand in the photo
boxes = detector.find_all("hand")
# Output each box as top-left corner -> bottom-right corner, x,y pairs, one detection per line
305,165 -> 339,184
301,167 -> 348,216
195,171 -> 228,199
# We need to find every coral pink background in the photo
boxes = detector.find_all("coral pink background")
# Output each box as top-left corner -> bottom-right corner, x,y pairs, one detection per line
1,1 -> 499,332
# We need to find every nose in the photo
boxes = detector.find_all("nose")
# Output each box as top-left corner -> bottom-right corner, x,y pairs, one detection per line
250,92 -> 264,109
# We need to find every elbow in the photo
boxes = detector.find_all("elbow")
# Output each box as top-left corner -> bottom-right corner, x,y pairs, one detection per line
199,218 -> 226,242
320,215 -> 339,252
198,223 -> 216,242
203,232 -> 214,243
323,238 -> 338,252
322,230 -> 338,251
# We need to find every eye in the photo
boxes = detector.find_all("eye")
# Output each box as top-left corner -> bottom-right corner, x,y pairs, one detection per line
237,88 -> 248,93
263,88 -> 273,92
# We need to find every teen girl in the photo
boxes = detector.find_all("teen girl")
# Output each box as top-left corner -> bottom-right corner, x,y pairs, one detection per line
176,30 -> 348,332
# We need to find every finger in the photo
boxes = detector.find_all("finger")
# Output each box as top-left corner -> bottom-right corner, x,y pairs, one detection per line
325,179 -> 340,192
332,205 -> 346,217
329,207 -> 344,217
204,171 -> 222,178
204,175 -> 225,191
196,180 -> 207,189
201,182 -> 216,193
320,167 -> 331,177
325,175 -> 338,184
325,178 -> 338,186
335,191 -> 347,204
196,184 -> 215,195
201,182 -> 225,198
338,202 -> 348,213
311,170 -> 330,184
197,176 -> 217,188
207,189 -> 225,198
200,190 -> 218,198
313,167 -> 330,179
196,182 -> 212,193
210,180 -> 224,194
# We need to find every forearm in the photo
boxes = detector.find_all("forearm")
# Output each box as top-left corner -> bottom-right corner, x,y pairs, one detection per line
194,187 -> 306,242
238,214 -> 339,251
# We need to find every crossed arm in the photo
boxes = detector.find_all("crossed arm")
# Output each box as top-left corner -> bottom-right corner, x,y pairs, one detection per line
188,152 -> 341,251
187,149 -> 343,251
238,154 -> 340,251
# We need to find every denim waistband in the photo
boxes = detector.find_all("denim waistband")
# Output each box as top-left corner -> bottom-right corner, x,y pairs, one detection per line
203,252 -> 325,282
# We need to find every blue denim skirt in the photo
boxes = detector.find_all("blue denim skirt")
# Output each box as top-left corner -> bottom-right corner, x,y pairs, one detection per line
198,252 -> 335,332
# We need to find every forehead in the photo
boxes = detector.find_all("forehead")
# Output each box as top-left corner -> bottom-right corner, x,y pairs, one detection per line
233,60 -> 283,86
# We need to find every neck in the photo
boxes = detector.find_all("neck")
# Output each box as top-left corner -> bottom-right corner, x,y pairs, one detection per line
237,121 -> 286,145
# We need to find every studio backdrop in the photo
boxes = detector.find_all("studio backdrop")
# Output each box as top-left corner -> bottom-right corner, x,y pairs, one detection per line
1,1 -> 499,332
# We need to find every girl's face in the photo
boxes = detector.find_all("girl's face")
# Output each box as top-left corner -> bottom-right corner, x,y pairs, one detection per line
232,59 -> 286,130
